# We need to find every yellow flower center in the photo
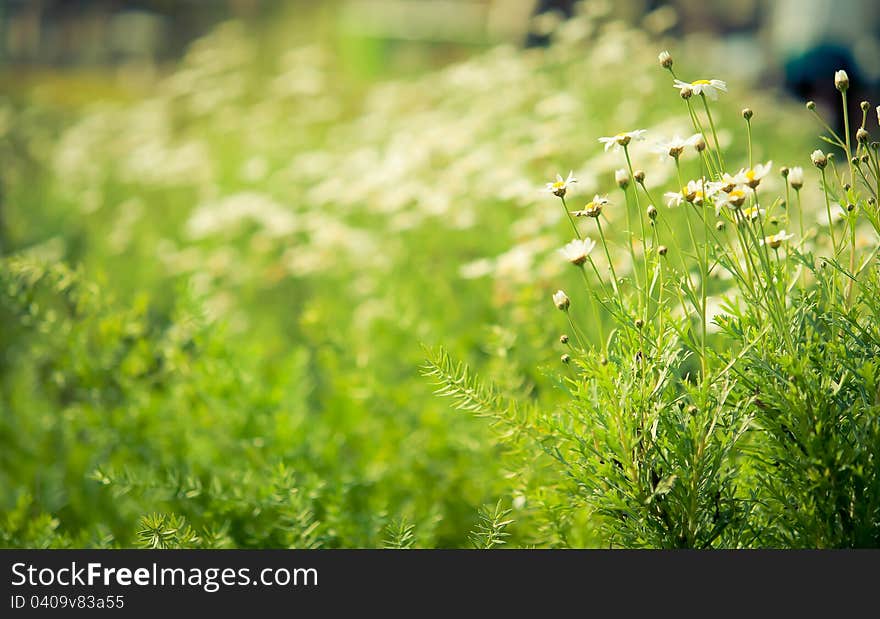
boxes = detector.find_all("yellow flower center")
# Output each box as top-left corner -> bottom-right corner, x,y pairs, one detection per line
553,181 -> 565,189
692,79 -> 711,85
746,169 -> 756,180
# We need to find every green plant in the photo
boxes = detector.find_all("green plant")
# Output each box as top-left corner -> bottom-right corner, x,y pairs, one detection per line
428,51 -> 880,548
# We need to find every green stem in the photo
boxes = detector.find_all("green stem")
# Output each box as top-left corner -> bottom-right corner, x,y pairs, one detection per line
820,168 -> 838,255
596,218 -> 620,298
842,90 -> 854,184
746,119 -> 753,169
560,196 -> 580,239
624,146 -> 650,320
700,93 -> 725,172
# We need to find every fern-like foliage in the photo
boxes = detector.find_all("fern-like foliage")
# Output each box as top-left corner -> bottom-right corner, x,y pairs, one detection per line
468,500 -> 514,549
136,513 -> 201,549
382,518 -> 416,549
421,346 -> 533,440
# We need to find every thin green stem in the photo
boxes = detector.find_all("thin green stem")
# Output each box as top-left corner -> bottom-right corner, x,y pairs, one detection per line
842,90 -> 854,185
820,168 -> 838,255
746,119 -> 753,169
684,99 -> 719,179
560,196 -> 580,239
596,218 -> 620,297
700,93 -> 725,172
624,146 -> 650,320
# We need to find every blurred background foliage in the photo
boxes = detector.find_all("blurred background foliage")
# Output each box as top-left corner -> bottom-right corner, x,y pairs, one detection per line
0,0 -> 872,547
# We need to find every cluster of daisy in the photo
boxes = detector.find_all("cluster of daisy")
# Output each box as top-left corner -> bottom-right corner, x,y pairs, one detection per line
539,49 -> 846,368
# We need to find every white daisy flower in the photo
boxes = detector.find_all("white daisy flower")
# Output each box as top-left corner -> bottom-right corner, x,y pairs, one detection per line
716,172 -> 741,193
760,230 -> 795,249
664,190 -> 687,208
545,171 -> 577,197
571,195 -> 609,218
598,129 -> 647,152
733,161 -> 772,189
665,178 -> 716,207
654,134 -> 701,159
673,78 -> 728,100
560,237 -> 597,265
740,205 -> 766,222
713,187 -> 748,214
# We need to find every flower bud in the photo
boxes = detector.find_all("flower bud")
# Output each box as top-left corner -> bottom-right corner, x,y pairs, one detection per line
686,405 -> 698,416
861,100 -> 870,112
780,166 -> 790,178
561,354 -> 571,364
680,86 -> 693,100
811,149 -> 828,169
742,107 -> 753,120
647,205 -> 657,220
834,69 -> 849,92
806,100 -> 816,110
634,318 -> 644,329
716,220 -> 725,231
559,334 -> 569,344
658,50 -> 673,69
658,245 -> 668,256
615,168 -> 629,189
857,128 -> 870,144
847,202 -> 856,212
693,135 -> 706,152
633,169 -> 646,183
552,290 -> 570,311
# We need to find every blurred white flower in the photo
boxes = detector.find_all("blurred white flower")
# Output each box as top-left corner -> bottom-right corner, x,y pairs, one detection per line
654,134 -> 701,159
760,230 -> 795,249
733,161 -> 772,189
788,166 -> 804,189
545,171 -> 577,197
598,129 -> 647,152
673,78 -> 727,100
740,205 -> 766,222
664,178 -> 716,207
560,237 -> 597,265
571,195 -> 609,218
714,187 -> 747,213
